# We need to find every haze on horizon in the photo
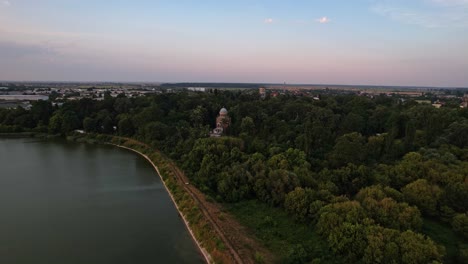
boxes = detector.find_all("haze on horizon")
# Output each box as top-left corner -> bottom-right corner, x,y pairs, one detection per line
0,0 -> 467,87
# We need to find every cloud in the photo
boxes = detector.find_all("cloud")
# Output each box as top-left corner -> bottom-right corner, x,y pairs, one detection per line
2,1 -> 11,6
316,17 -> 331,24
264,18 -> 274,24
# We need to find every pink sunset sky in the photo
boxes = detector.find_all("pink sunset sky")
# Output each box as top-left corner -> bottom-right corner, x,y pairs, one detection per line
0,0 -> 467,87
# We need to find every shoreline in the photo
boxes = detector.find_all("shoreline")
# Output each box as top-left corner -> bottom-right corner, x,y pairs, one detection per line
1,133 -> 245,263
111,144 -> 212,264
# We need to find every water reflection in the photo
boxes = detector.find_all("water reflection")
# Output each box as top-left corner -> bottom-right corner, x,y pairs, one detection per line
0,138 -> 203,264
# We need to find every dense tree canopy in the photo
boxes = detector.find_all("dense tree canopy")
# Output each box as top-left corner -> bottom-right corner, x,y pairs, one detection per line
1,89 -> 467,263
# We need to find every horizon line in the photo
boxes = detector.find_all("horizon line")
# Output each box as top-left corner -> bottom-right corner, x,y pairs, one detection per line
0,80 -> 467,89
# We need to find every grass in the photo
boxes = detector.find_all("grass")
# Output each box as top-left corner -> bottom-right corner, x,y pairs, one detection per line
422,218 -> 467,264
226,200 -> 340,263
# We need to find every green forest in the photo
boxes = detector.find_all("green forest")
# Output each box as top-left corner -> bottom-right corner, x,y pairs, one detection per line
1,90 -> 467,263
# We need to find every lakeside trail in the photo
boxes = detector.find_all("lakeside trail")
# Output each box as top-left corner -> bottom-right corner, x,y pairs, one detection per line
166,163 -> 244,264
111,141 -> 274,264
168,163 -> 277,263
112,144 -> 212,264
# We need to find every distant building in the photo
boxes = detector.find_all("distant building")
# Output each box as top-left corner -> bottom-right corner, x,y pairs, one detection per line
462,94 -> 468,108
387,91 -> 424,97
259,87 -> 266,99
432,100 -> 443,108
415,100 -> 431,105
210,108 -> 231,137
187,87 -> 206,92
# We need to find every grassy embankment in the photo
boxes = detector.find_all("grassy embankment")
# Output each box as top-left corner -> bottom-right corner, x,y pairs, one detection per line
67,134 -> 233,263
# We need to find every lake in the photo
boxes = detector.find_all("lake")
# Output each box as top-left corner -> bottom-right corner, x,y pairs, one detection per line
0,138 -> 204,264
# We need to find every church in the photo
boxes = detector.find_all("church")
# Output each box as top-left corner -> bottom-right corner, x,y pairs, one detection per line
210,108 -> 231,137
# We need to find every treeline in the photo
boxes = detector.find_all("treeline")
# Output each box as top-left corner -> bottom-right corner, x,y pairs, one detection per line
0,91 -> 467,263
160,82 -> 262,89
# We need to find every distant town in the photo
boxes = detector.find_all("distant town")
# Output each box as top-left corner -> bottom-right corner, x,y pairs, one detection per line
1,81 -> 467,110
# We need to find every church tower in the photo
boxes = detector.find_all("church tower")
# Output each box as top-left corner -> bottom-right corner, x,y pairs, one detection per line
211,108 -> 230,137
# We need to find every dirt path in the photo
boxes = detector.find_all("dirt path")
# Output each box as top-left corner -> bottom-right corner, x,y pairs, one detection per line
168,163 -> 244,263
167,162 -> 275,264
111,137 -> 274,264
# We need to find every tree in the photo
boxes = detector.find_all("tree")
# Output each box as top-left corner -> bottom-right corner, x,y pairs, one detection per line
217,163 -> 253,202
132,104 -> 163,128
118,117 -> 135,136
328,222 -> 367,262
284,187 -> 315,222
144,122 -> 169,143
253,169 -> 300,206
30,100 -> 53,125
362,226 -> 400,264
402,179 -> 442,216
48,113 -> 63,134
326,164 -> 372,196
363,226 -> 443,264
444,182 -> 468,213
404,120 -> 416,152
113,97 -> 132,114
397,230 -> 443,264
444,120 -> 468,148
240,116 -> 255,135
61,111 -> 80,133
303,108 -> 336,157
101,116 -> 114,134
368,106 -> 391,134
452,213 -> 468,239
317,201 -> 366,235
328,132 -> 367,167
366,135 -> 385,163
190,105 -> 208,127
95,110 -> 114,133
392,152 -> 425,188
340,112 -> 365,135
13,113 -> 35,129
356,185 -> 422,231
83,117 -> 98,132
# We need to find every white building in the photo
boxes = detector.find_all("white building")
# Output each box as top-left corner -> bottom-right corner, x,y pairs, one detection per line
187,87 -> 206,92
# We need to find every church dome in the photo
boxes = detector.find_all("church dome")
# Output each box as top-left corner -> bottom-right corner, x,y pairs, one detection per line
219,108 -> 228,115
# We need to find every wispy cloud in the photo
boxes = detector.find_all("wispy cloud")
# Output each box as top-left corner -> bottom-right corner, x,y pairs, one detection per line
372,0 -> 468,28
264,18 -> 274,24
316,17 -> 331,24
2,1 -> 11,7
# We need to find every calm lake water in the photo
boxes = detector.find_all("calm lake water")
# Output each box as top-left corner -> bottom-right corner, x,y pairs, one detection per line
0,138 -> 204,264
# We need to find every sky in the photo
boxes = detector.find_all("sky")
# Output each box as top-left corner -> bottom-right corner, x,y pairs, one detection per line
0,0 -> 467,87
